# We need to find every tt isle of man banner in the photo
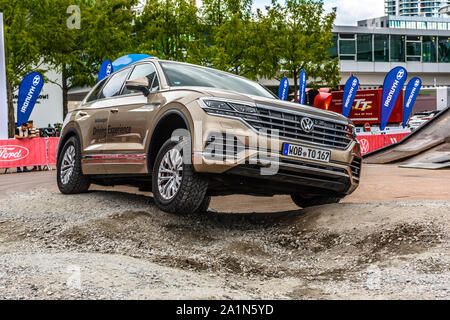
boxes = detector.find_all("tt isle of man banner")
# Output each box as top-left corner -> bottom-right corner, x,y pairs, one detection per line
17,72 -> 44,126
299,70 -> 306,104
278,77 -> 289,100
98,59 -> 113,82
342,76 -> 359,118
380,66 -> 407,131
403,77 -> 422,128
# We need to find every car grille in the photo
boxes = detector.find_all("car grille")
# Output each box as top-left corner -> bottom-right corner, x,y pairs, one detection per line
204,133 -> 246,160
350,157 -> 362,182
239,105 -> 353,150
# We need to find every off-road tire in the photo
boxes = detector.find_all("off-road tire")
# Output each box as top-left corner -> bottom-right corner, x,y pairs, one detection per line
152,138 -> 208,214
291,193 -> 341,208
196,196 -> 211,213
57,136 -> 90,194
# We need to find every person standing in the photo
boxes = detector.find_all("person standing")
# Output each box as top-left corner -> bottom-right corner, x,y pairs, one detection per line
27,120 -> 42,171
14,123 -> 31,173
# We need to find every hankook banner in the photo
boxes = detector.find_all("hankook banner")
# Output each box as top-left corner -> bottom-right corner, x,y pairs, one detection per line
342,76 -> 359,118
17,72 -> 44,126
278,77 -> 289,100
380,66 -> 407,131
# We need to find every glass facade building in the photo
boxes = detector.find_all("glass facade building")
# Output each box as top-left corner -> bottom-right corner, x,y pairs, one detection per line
330,31 -> 450,63
385,0 -> 450,17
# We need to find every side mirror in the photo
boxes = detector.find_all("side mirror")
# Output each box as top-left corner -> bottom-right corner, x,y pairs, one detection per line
125,77 -> 150,96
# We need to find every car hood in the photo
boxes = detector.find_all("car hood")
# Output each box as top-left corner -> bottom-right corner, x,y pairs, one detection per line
174,86 -> 349,123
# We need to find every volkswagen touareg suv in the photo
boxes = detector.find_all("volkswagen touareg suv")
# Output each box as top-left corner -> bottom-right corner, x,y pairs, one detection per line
57,58 -> 362,213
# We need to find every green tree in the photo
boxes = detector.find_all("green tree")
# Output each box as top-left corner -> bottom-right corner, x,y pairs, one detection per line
134,0 -> 200,61
0,0 -> 48,137
40,0 -> 136,117
277,0 -> 339,101
208,2 -> 281,80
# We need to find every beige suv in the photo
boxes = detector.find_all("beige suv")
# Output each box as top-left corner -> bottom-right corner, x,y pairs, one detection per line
57,58 -> 362,213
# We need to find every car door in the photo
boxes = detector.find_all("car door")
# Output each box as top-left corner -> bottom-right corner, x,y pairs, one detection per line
76,77 -> 111,175
104,62 -> 163,174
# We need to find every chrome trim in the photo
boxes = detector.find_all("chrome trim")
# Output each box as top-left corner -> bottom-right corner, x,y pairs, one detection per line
198,97 -> 353,150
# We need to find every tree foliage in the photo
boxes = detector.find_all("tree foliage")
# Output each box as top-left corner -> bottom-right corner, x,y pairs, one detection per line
1,0 -> 339,136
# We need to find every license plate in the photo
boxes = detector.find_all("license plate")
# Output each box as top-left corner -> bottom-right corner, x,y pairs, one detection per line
282,143 -> 331,163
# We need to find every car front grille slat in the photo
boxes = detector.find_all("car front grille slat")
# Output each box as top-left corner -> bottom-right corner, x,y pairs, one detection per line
236,105 -> 352,150
350,157 -> 362,181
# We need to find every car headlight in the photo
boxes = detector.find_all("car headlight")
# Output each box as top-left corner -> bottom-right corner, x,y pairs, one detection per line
201,99 -> 258,120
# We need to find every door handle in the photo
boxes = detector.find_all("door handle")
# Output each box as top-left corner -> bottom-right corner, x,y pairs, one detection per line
77,111 -> 88,117
110,108 -> 119,113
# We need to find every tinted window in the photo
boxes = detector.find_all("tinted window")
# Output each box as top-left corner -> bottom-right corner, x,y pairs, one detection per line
160,62 -> 276,99
86,78 -> 107,102
122,63 -> 158,95
99,68 -> 130,99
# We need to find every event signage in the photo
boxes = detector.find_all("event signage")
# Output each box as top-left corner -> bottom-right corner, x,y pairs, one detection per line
380,66 -> 407,131
278,77 -> 289,100
299,70 -> 306,104
342,76 -> 359,118
0,11 -> 8,139
403,77 -> 422,128
0,145 -> 29,161
98,60 -> 113,82
17,72 -> 44,126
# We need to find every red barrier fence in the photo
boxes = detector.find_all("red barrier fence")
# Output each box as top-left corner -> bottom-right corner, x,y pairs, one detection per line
1,134 -> 409,169
356,133 -> 409,155
0,138 -> 58,169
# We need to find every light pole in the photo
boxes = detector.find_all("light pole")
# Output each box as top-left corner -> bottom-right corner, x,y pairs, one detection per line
0,10 -> 8,139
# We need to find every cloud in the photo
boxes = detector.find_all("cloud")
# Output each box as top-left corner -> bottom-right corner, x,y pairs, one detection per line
324,0 -> 385,25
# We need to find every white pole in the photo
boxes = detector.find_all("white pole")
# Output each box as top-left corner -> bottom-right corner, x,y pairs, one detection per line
0,10 -> 9,139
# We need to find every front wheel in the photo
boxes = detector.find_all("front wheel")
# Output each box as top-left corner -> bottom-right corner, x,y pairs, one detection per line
57,136 -> 90,194
152,138 -> 208,214
291,193 -> 341,208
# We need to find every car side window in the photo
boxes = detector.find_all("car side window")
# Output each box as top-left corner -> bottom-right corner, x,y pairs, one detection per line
86,78 -> 108,102
122,63 -> 159,95
98,68 -> 131,99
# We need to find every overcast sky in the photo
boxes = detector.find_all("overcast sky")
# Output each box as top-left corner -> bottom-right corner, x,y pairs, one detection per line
252,0 -> 385,26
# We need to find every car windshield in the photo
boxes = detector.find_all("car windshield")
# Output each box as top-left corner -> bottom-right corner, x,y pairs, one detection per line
160,62 -> 277,99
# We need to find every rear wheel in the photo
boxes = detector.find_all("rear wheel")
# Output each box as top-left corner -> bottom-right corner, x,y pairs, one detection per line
152,138 -> 208,214
291,193 -> 341,208
57,136 -> 90,194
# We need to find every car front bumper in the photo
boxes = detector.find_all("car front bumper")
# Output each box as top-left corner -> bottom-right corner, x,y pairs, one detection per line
188,105 -> 362,196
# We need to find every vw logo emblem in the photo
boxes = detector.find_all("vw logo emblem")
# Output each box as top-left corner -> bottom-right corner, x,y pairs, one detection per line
300,117 -> 314,133
360,139 -> 370,154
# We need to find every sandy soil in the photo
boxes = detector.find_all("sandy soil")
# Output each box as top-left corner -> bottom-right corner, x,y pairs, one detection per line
0,165 -> 449,299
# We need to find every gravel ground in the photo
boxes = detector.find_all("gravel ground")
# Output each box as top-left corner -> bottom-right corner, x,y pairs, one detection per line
0,187 -> 449,300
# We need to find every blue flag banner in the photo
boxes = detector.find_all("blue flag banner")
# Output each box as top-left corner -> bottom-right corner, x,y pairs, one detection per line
299,70 -> 306,104
403,77 -> 422,128
278,77 -> 289,100
112,54 -> 151,71
17,72 -> 44,126
98,60 -> 113,82
380,66 -> 407,131
342,76 -> 359,118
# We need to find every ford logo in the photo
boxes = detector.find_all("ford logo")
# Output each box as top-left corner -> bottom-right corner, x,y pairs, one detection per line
0,145 -> 30,161
300,117 -> 314,133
